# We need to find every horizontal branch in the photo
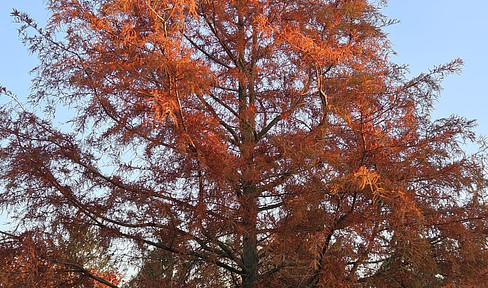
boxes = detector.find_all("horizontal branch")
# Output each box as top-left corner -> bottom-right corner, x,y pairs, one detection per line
49,258 -> 119,288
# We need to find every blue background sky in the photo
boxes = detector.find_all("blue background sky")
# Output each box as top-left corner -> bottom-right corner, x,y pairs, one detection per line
1,1 -> 48,98
383,0 -> 488,132
1,1 -> 487,223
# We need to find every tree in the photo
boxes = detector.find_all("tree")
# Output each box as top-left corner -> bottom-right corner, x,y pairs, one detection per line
0,228 -> 121,287
1,0 -> 488,287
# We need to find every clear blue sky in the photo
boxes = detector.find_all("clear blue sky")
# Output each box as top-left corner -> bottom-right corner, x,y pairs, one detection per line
383,0 -> 488,134
0,1 -> 48,101
1,1 -> 487,224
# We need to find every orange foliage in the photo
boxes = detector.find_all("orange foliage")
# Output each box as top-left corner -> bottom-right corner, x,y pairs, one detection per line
0,231 -> 121,287
1,0 -> 488,287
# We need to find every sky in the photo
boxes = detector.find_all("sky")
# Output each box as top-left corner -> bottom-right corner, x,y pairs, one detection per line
383,0 -> 488,134
0,1 -> 48,99
1,1 -> 488,225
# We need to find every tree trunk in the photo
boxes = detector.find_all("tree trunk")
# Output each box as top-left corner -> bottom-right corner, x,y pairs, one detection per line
241,186 -> 258,288
236,3 -> 259,286
239,113 -> 259,287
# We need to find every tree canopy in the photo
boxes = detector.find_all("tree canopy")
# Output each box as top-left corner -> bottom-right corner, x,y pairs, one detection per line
1,0 -> 488,287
